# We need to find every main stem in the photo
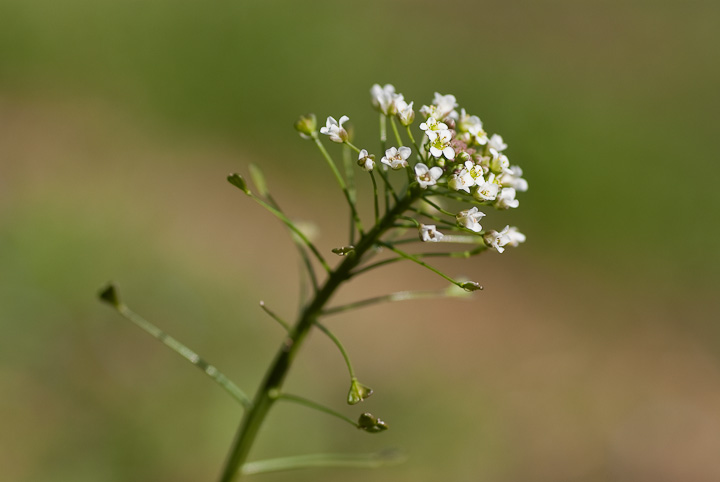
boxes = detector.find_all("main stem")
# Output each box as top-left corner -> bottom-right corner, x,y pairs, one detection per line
217,186 -> 421,482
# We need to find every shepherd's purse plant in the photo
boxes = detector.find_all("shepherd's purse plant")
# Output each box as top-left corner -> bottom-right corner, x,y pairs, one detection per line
99,84 -> 528,481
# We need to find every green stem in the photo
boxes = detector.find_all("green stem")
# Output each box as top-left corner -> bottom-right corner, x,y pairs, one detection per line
217,187 -> 423,482
406,125 -> 424,161
241,451 -> 405,476
389,117 -> 403,147
314,321 -> 356,379
378,242 -> 466,288
104,298 -> 252,409
277,393 -> 357,427
312,134 -> 363,236
322,288 -> 466,316
369,171 -> 379,224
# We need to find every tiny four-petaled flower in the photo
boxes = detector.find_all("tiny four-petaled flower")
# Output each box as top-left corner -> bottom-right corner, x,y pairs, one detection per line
419,224 -> 444,242
319,115 -> 349,143
414,163 -> 443,189
484,226 -> 526,253
456,207 -> 486,232
381,146 -> 411,170
357,149 -> 375,172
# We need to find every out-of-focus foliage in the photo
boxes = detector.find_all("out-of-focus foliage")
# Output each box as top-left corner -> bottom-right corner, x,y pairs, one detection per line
1,1 -> 719,481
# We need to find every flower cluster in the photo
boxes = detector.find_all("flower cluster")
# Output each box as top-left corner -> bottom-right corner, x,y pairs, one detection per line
305,84 -> 528,254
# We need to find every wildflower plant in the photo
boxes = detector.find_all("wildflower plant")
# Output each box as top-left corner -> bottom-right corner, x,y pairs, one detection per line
99,84 -> 527,480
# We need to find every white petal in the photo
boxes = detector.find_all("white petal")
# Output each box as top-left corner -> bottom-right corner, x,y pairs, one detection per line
443,147 -> 455,160
429,166 -> 443,180
398,146 -> 412,159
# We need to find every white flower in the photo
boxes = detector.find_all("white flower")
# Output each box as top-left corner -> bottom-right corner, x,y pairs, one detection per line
419,224 -> 444,242
414,163 -> 443,189
494,187 -> 519,209
483,225 -> 525,253
319,115 -> 349,143
483,226 -> 511,253
448,161 -> 484,193
457,109 -> 488,146
428,129 -> 455,160
488,134 -> 507,152
419,117 -> 448,141
499,165 -> 528,192
432,92 -> 459,120
506,226 -> 526,247
488,148 -> 511,174
473,173 -> 500,201
396,99 -> 415,126
381,146 -> 411,170
370,84 -> 404,115
456,207 -> 486,232
357,149 -> 375,172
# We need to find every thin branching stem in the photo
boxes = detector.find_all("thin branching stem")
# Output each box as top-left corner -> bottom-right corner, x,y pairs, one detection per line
248,193 -> 332,274
277,393 -> 357,427
240,451 -> 405,476
314,321 -> 356,379
312,134 -> 364,236
322,288 -> 467,316
218,187 -> 423,482
378,242 -> 466,288
104,295 -> 252,409
369,171 -> 379,224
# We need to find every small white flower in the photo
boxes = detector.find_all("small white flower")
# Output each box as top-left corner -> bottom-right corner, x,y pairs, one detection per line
419,224 -> 444,242
488,134 -> 507,152
457,109 -> 488,146
448,161 -> 484,193
488,148 -> 511,174
414,163 -> 443,189
432,92 -> 459,120
499,165 -> 528,192
357,149 -> 375,172
319,115 -> 349,143
428,129 -> 455,160
483,226 -> 511,253
396,99 -> 415,126
494,187 -> 519,209
381,146 -> 412,170
370,84 -> 404,115
419,117 -> 448,141
456,207 -> 486,232
506,226 -> 526,247
473,173 -> 500,201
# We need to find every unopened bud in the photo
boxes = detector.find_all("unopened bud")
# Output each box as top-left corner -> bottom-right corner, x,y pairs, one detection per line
460,281 -> 483,292
98,283 -> 120,306
227,173 -> 250,195
294,113 -> 317,139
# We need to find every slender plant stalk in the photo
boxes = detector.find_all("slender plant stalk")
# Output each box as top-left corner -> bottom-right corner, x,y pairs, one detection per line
217,187 -> 422,482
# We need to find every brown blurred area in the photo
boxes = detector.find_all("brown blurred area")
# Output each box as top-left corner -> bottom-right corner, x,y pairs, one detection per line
1,1 -> 719,481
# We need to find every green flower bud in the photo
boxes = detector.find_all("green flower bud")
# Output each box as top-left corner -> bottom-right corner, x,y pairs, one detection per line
294,113 -> 317,139
227,173 -> 250,195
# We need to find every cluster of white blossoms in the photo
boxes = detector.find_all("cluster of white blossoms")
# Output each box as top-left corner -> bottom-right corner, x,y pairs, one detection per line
314,84 -> 528,254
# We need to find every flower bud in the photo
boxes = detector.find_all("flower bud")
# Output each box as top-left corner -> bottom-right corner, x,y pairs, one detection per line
294,113 -> 317,139
98,283 -> 120,306
227,173 -> 250,195
460,281 -> 483,292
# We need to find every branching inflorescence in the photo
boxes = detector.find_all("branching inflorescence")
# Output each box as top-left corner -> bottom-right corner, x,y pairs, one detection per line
99,84 -> 527,481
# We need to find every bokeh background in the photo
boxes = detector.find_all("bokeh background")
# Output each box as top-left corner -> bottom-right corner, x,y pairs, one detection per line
2,1 -> 719,481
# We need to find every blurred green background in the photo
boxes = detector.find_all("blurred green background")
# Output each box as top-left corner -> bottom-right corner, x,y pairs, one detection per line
1,1 -> 719,481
